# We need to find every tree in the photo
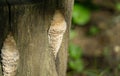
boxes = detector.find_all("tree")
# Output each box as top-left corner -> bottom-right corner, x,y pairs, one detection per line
0,0 -> 74,76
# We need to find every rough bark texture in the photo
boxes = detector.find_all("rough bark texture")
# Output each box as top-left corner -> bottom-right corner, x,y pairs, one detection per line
56,1 -> 74,76
0,0 -> 74,76
0,6 -> 9,76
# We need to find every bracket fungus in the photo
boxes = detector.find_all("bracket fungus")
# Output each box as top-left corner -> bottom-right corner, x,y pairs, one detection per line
1,33 -> 19,76
48,10 -> 67,59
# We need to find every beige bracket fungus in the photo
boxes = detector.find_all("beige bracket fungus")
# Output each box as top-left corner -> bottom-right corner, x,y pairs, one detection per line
48,10 -> 67,59
1,33 -> 19,76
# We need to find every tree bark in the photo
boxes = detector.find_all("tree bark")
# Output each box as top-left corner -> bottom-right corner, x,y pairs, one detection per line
0,0 -> 74,76
0,6 -> 9,76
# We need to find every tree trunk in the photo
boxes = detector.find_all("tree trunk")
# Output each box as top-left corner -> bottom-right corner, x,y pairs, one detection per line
0,5 -> 9,75
0,0 -> 74,76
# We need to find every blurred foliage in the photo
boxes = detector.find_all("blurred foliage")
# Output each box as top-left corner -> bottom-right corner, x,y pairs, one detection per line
72,1 -> 101,36
70,30 -> 77,40
116,2 -> 120,11
84,69 -> 101,76
68,29 -> 108,76
84,68 -> 110,76
72,3 -> 91,25
68,0 -> 120,76
69,58 -> 84,73
87,26 -> 100,36
69,43 -> 83,60
69,30 -> 84,73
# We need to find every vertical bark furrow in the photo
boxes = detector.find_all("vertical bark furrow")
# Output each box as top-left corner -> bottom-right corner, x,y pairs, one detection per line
0,6 -> 9,76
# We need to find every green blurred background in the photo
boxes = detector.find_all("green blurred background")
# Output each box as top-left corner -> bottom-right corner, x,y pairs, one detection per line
67,0 -> 120,76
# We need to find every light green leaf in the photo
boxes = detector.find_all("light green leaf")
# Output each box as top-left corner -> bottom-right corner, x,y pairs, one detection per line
72,3 -> 91,25
69,43 -> 83,59
88,26 -> 100,36
69,60 -> 84,73
116,3 -> 120,11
